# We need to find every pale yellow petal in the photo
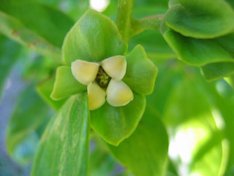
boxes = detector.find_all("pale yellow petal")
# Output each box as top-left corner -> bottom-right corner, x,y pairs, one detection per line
71,60 -> 99,85
101,56 -> 126,80
87,82 -> 106,110
106,79 -> 133,107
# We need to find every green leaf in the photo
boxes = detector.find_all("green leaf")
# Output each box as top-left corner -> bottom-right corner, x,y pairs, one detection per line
210,82 -> 234,175
202,62 -> 234,81
0,11 -> 61,59
109,108 -> 169,176
165,0 -> 234,38
162,28 -> 234,66
0,36 -> 21,98
129,30 -> 175,60
0,0 -> 73,47
6,86 -> 50,164
37,77 -> 66,110
123,45 -> 158,95
89,137 -> 122,176
50,66 -> 86,100
62,9 -> 126,64
90,94 -> 146,146
32,94 -> 89,176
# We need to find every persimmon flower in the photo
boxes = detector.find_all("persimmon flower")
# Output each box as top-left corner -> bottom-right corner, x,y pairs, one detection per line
71,56 -> 133,110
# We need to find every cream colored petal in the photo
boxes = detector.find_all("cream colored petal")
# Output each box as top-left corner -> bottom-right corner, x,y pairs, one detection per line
87,82 -> 106,110
106,79 -> 133,107
101,56 -> 127,80
71,60 -> 99,85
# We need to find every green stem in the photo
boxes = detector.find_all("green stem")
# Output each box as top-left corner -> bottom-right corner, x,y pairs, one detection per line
131,14 -> 164,37
116,0 -> 134,43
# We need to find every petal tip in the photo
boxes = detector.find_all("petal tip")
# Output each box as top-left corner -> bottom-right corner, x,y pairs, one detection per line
71,60 -> 99,85
88,82 -> 106,110
106,80 -> 134,107
102,56 -> 127,80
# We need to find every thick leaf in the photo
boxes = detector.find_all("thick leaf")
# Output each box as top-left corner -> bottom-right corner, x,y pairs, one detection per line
165,0 -> 234,38
62,9 -> 126,64
0,0 -> 73,47
90,94 -> 146,146
162,28 -> 234,66
123,45 -> 158,95
109,108 -> 169,176
0,35 -> 21,98
0,11 -> 61,59
202,62 -> 234,81
6,86 -> 50,163
32,94 -> 89,176
50,66 -> 86,100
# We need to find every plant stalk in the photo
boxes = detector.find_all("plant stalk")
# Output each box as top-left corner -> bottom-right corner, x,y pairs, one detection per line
116,0 -> 134,43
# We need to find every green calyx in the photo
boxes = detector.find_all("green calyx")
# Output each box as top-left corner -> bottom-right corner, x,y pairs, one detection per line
51,9 -> 158,146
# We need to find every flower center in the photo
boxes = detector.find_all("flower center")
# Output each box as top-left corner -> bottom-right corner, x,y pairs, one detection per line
95,66 -> 111,89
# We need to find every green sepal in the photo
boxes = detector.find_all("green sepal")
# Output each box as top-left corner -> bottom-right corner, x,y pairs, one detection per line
165,0 -> 234,39
62,9 -> 126,64
109,108 -> 168,176
162,28 -> 234,66
123,45 -> 158,95
32,94 -> 89,176
51,66 -> 85,100
90,94 -> 146,146
37,77 -> 66,110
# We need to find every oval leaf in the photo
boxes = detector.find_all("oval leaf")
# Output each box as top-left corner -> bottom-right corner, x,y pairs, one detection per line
109,108 -> 169,176
32,94 -> 89,176
202,62 -> 234,81
162,28 -> 234,66
165,0 -> 234,38
62,9 -> 126,64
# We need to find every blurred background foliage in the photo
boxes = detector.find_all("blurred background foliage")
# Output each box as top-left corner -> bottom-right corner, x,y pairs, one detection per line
0,0 -> 234,176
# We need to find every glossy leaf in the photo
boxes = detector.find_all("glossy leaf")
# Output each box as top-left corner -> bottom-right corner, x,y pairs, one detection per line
51,66 -> 86,100
202,62 -> 234,81
32,94 -> 89,176
0,0 -> 73,47
6,86 -> 50,164
0,36 -> 21,98
165,0 -> 234,38
109,108 -> 169,176
62,9 -> 126,64
90,94 -> 146,146
162,28 -> 234,66
123,45 -> 157,95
